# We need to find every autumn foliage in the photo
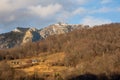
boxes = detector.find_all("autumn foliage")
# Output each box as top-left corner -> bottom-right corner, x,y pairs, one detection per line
0,23 -> 120,79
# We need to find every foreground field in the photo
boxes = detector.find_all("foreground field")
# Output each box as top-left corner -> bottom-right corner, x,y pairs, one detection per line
0,52 -> 119,80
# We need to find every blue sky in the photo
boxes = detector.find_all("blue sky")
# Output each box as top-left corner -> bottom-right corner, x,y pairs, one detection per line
0,0 -> 120,33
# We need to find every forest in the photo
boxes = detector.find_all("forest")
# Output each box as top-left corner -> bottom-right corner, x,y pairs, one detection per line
0,23 -> 120,80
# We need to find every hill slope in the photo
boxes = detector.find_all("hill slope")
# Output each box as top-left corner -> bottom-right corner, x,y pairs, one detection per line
0,23 -> 120,80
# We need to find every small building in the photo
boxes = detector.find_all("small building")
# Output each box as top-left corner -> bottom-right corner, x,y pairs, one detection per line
32,59 -> 39,64
26,59 -> 39,64
11,61 -> 21,65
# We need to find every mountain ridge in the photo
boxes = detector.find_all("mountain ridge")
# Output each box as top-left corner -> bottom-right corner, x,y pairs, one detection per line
0,23 -> 89,48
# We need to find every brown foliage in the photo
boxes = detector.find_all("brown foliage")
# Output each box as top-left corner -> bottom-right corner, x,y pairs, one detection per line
0,23 -> 120,79
0,61 -> 14,80
0,23 -> 120,63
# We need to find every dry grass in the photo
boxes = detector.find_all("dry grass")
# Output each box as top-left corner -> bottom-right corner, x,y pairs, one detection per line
7,52 -> 67,76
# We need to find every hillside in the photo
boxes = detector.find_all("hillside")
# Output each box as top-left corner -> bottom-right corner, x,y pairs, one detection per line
0,23 -> 88,49
0,27 -> 42,48
0,23 -> 120,80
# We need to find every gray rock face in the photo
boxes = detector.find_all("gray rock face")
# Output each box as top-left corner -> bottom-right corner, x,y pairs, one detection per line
0,31 -> 24,48
0,27 -> 42,49
21,28 -> 42,44
0,23 -> 89,48
39,23 -> 89,38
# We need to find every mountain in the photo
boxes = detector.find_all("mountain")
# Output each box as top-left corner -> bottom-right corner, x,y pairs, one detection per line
0,23 -> 120,80
0,23 -> 89,48
0,27 -> 42,48
40,23 -> 89,38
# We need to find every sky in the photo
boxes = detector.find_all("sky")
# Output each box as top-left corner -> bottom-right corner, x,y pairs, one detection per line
0,0 -> 120,33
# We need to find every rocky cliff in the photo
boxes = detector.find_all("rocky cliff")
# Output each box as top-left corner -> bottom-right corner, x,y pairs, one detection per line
0,27 -> 42,48
0,23 -> 89,48
40,23 -> 89,38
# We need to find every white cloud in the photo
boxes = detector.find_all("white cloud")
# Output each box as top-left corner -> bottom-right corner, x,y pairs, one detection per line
81,16 -> 112,27
57,11 -> 72,22
0,0 -> 91,25
0,0 -> 15,12
0,0 -> 38,13
91,7 -> 112,13
0,0 -> 118,33
77,0 -> 93,5
73,7 -> 87,15
28,4 -> 62,18
72,7 -> 113,16
5,15 -> 15,22
97,7 -> 111,12
101,0 -> 112,4
117,8 -> 120,12
56,7 -> 87,23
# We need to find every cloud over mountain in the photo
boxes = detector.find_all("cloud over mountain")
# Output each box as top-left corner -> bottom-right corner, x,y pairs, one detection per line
0,0 -> 120,33
28,4 -> 62,18
81,16 -> 112,27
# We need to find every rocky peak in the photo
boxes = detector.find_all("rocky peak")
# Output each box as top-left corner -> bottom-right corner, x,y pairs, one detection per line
39,23 -> 89,38
22,28 -> 41,44
28,28 -> 37,32
12,27 -> 29,33
0,23 -> 89,49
